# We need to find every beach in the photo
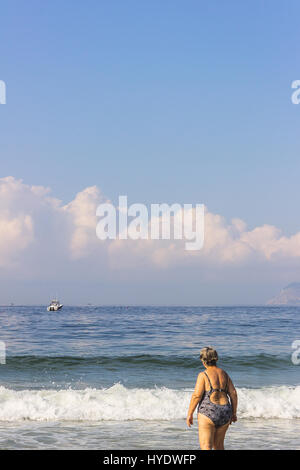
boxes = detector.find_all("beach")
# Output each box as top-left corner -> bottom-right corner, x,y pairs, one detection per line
0,305 -> 299,449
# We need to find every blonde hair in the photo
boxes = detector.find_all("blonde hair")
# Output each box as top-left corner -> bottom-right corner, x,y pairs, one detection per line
200,347 -> 218,366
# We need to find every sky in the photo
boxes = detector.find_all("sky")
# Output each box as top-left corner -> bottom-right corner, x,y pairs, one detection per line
0,1 -> 300,305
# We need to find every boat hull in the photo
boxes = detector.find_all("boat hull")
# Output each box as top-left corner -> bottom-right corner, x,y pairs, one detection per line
47,305 -> 63,311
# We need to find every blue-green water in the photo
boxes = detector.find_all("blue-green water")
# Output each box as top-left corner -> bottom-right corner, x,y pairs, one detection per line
0,305 -> 299,449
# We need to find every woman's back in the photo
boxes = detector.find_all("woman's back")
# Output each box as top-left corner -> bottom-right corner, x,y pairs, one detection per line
202,366 -> 230,405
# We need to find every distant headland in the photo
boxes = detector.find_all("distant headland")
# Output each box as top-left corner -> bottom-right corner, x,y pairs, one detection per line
267,283 -> 300,305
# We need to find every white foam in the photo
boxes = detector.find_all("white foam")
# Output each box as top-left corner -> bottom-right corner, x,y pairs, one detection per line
0,384 -> 299,422
237,386 -> 300,419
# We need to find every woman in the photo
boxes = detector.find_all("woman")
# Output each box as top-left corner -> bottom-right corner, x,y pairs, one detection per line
186,347 -> 238,450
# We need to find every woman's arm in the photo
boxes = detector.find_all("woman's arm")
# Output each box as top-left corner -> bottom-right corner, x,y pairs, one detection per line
186,373 -> 205,427
227,375 -> 238,423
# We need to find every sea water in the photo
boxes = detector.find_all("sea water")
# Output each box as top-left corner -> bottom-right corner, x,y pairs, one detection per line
0,305 -> 299,449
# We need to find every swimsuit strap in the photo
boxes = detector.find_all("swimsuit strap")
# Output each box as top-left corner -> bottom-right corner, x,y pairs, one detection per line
218,372 -> 228,393
204,371 -> 228,393
224,371 -> 228,393
204,371 -> 213,391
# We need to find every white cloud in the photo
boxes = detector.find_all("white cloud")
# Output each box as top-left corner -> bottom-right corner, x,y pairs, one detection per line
0,176 -> 300,280
62,185 -> 108,259
0,214 -> 33,268
0,177 -> 105,274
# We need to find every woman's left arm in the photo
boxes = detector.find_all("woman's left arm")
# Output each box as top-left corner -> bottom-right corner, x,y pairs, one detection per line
186,373 -> 205,427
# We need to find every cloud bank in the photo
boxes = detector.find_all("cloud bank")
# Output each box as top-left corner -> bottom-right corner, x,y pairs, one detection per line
0,176 -> 300,303
1,176 -> 300,271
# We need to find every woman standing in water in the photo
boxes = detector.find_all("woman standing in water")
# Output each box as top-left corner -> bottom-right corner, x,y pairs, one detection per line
186,347 -> 238,450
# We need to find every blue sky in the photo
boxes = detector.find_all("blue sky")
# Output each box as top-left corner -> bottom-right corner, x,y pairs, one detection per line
0,1 -> 300,304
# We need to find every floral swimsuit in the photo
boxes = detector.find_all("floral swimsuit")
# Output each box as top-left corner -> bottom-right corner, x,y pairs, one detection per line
197,371 -> 232,428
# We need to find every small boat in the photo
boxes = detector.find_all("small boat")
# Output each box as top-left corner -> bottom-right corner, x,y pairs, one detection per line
47,299 -> 63,311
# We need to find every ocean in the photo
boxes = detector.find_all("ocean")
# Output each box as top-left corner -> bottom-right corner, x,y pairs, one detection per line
0,305 -> 299,449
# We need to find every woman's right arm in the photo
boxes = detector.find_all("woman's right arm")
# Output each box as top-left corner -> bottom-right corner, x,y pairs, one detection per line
227,375 -> 238,423
186,372 -> 205,427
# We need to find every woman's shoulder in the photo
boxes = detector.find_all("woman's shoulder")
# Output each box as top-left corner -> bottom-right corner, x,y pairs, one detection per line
197,370 -> 206,380
216,367 -> 230,380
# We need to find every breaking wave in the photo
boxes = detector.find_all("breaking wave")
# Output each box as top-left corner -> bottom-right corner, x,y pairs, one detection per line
0,384 -> 299,422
